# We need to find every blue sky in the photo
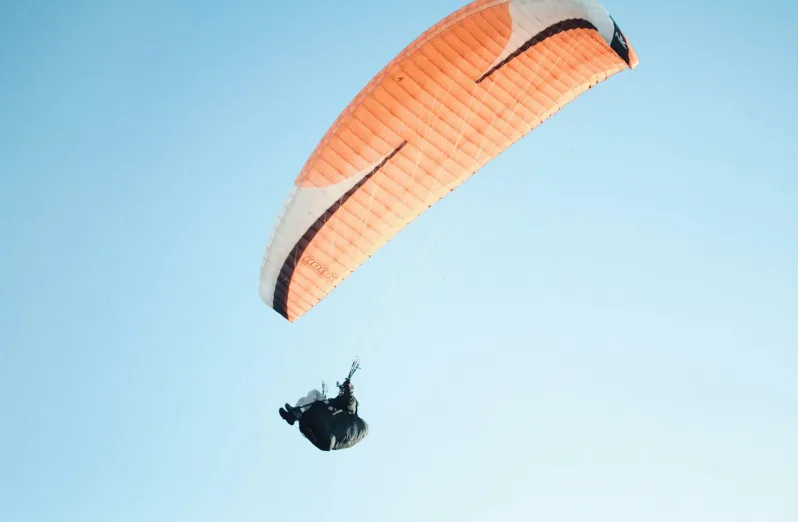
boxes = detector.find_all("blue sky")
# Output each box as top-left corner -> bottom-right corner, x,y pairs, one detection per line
2,0 -> 796,521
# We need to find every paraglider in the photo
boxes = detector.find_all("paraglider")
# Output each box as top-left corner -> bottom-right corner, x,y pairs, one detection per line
278,360 -> 369,452
259,0 -> 639,322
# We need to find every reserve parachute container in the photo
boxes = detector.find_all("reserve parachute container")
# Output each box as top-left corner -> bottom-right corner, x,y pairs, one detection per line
298,401 -> 369,452
260,0 -> 639,322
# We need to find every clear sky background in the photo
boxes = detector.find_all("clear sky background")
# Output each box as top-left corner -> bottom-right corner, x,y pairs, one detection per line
2,0 -> 796,521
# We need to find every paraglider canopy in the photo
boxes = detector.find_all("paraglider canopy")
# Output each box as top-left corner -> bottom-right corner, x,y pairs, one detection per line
259,0 -> 638,322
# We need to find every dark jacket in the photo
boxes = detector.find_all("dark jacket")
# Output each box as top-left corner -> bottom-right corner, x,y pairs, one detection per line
327,387 -> 358,415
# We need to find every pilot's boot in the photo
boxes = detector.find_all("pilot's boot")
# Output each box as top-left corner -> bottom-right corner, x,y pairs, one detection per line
278,406 -> 295,425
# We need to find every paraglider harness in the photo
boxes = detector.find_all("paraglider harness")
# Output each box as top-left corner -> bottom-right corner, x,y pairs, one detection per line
289,359 -> 369,452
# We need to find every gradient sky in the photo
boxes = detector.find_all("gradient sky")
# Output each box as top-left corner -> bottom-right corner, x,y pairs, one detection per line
2,1 -> 796,521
